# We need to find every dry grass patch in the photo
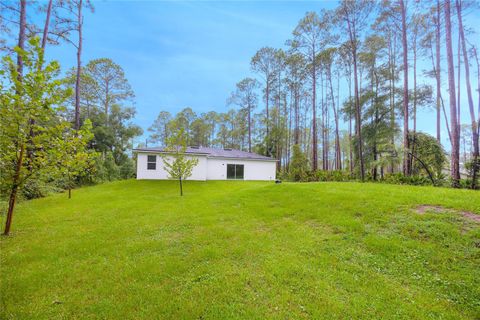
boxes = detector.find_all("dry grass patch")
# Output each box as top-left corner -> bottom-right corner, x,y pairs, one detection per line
415,205 -> 480,223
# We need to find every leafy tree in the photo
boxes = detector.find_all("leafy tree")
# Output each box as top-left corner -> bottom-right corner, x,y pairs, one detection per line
0,37 -> 74,235
444,0 -> 461,186
336,0 -> 373,180
65,58 -> 142,173
82,58 -> 134,123
161,129 -> 199,196
289,144 -> 309,181
170,107 -> 196,145
228,78 -> 259,152
148,111 -> 172,146
251,47 -> 277,153
288,11 -> 324,170
407,132 -> 446,181
56,119 -> 97,198
285,53 -> 307,145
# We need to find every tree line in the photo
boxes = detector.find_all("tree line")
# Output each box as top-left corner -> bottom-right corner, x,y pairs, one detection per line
1,0 -> 142,235
147,0 -> 479,188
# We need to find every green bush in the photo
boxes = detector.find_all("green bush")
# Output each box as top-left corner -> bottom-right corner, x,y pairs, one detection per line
381,173 -> 432,186
21,179 -> 60,200
288,145 -> 309,181
119,158 -> 136,179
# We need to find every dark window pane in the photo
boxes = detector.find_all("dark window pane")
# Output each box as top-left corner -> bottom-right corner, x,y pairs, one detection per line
227,164 -> 235,179
147,155 -> 156,170
235,165 -> 244,179
147,162 -> 156,170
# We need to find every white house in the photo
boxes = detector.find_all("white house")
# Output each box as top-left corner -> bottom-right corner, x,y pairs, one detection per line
134,146 -> 277,181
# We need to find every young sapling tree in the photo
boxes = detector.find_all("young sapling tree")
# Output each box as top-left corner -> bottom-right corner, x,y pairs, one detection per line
160,129 -> 199,196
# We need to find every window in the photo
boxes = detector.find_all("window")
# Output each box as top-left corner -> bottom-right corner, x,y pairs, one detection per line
147,155 -> 156,170
227,164 -> 244,180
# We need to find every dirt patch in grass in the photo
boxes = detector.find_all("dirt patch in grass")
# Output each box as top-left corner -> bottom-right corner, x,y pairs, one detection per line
415,205 -> 480,223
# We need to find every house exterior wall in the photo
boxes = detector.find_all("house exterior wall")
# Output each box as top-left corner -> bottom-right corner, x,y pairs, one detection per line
136,153 -> 207,180
206,158 -> 276,181
136,152 -> 276,181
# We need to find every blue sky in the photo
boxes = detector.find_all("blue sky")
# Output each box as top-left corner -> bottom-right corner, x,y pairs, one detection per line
41,0 -> 480,147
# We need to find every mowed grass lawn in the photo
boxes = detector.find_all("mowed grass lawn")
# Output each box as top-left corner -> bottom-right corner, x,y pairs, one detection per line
1,180 -> 480,319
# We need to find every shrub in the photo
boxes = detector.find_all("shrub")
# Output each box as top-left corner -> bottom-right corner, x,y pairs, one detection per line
120,158 -> 136,179
288,145 -> 309,181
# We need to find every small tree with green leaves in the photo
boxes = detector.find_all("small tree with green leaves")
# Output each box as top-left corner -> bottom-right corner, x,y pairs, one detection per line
161,129 -> 199,196
56,120 -> 97,198
0,37 -> 73,235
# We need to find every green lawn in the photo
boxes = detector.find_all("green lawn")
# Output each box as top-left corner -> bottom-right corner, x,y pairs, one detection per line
1,180 -> 479,319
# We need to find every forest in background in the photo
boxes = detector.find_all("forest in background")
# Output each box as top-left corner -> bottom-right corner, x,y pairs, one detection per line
1,0 -> 142,197
146,0 -> 480,188
0,0 -> 144,234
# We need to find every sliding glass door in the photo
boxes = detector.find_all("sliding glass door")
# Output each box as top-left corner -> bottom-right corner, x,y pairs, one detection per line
227,164 -> 244,180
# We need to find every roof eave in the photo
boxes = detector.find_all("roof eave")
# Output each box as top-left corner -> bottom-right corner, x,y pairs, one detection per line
207,155 -> 277,161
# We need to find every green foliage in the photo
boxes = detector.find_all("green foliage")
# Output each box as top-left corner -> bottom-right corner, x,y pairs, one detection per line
303,170 -> 352,182
381,173 -> 434,186
65,57 -> 142,181
96,152 -> 121,182
465,158 -> 480,187
0,37 -> 72,198
119,157 -> 136,179
408,131 -> 447,177
21,179 -> 60,200
55,120 -> 97,197
288,144 -> 309,181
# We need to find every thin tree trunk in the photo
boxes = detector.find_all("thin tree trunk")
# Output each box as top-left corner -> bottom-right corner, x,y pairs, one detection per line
4,145 -> 25,235
389,31 -> 396,173
457,27 -> 461,134
435,0 -> 442,143
373,71 -> 380,181
266,81 -> 270,155
321,70 -> 325,170
444,0 -> 460,186
312,48 -> 318,171
456,0 -> 479,188
105,81 -> 109,123
16,0 -> 26,81
328,66 -> 341,170
179,177 -> 183,196
411,36 -> 418,173
4,0 -> 27,236
74,0 -> 83,130
248,105 -> 251,153
348,69 -> 353,174
472,46 -> 480,185
473,46 -> 480,138
42,0 -> 53,50
346,17 -> 364,180
413,36 -> 417,135
400,0 -> 410,176
294,89 -> 300,145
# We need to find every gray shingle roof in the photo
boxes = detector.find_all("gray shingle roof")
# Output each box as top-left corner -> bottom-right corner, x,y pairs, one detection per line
134,146 -> 275,161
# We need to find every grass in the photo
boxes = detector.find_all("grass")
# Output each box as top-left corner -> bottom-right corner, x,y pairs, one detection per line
1,180 -> 479,319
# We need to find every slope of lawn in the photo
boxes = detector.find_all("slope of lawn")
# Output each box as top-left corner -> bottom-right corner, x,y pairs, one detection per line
1,180 -> 479,319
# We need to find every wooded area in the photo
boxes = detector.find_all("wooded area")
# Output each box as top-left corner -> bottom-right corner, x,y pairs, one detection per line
0,1 -> 141,234
146,0 -> 479,188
